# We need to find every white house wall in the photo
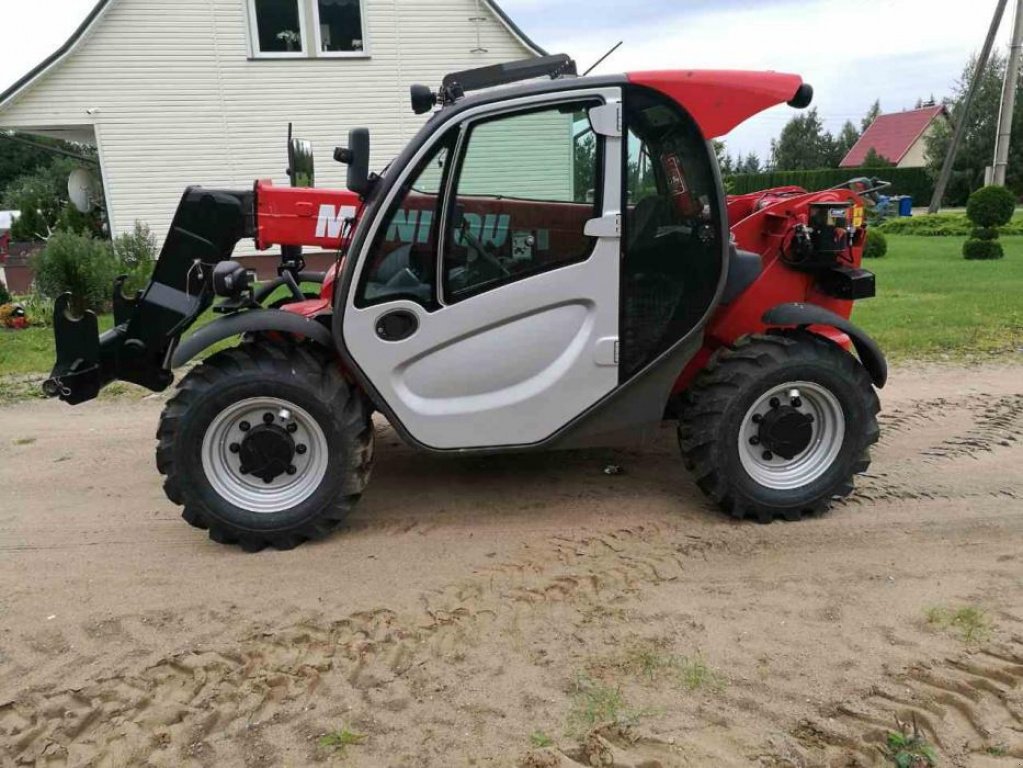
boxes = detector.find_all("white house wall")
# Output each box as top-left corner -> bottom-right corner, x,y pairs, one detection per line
0,0 -> 535,252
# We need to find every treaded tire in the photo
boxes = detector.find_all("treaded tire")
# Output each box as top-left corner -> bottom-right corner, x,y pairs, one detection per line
678,331 -> 880,522
156,338 -> 374,551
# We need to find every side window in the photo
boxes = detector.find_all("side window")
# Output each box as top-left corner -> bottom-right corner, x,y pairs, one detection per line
620,88 -> 724,378
443,102 -> 603,303
250,0 -> 307,55
356,136 -> 453,309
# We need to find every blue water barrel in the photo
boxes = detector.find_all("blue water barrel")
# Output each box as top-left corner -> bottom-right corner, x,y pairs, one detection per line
898,196 -> 913,217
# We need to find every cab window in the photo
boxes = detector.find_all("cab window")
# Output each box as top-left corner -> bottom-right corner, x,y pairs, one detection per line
356,134 -> 454,309
442,101 -> 603,303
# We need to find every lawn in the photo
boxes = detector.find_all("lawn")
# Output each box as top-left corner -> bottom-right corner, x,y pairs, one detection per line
853,235 -> 1023,359
0,236 -> 1019,385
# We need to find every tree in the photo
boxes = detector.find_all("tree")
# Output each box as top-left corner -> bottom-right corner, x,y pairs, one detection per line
925,52 -> 1023,205
862,147 -> 895,168
861,99 -> 882,132
2,157 -> 104,241
771,108 -> 833,170
834,121 -> 861,162
737,152 -> 762,174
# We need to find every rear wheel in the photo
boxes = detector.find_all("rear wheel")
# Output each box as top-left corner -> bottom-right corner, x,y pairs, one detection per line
678,332 -> 879,522
156,339 -> 374,551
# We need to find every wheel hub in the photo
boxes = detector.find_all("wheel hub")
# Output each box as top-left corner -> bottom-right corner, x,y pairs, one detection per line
758,406 -> 814,460
239,424 -> 296,483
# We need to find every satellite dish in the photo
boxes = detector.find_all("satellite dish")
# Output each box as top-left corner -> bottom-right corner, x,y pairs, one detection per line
68,168 -> 98,213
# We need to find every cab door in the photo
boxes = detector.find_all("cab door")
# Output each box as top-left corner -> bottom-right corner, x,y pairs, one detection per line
343,88 -> 623,450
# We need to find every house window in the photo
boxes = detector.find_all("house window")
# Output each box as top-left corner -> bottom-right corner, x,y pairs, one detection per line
250,0 -> 306,55
314,0 -> 366,54
248,0 -> 368,58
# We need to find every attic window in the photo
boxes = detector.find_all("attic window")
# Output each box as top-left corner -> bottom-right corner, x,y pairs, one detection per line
314,0 -> 367,55
250,0 -> 307,56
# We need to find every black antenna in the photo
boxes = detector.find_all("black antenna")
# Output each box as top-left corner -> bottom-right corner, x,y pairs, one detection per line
583,41 -> 623,76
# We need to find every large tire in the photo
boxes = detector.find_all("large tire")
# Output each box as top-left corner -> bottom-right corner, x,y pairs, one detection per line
156,339 -> 374,551
678,331 -> 880,522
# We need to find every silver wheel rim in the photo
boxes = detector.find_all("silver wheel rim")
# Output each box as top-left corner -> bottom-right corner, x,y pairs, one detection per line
738,381 -> 845,491
201,397 -> 329,514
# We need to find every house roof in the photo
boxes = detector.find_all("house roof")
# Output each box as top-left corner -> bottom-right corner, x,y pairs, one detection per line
840,105 -> 947,167
0,0 -> 546,111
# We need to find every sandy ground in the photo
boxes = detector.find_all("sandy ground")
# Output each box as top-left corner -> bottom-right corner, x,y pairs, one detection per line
0,361 -> 1021,768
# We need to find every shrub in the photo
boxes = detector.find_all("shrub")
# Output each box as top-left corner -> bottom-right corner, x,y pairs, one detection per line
971,226 -> 999,241
727,166 -> 934,203
863,229 -> 888,259
112,221 -> 157,293
0,278 -> 10,305
33,230 -> 118,313
962,238 -> 1004,260
877,212 -> 1023,237
966,185 -> 1016,228
15,293 -> 54,327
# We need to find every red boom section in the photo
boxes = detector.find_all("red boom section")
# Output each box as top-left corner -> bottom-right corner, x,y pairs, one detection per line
254,180 -> 362,251
627,71 -> 806,140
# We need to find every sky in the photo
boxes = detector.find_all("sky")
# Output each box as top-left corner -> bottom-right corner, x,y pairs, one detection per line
0,0 -> 1014,161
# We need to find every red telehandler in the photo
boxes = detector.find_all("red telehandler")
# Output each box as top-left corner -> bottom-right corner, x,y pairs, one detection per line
44,55 -> 886,551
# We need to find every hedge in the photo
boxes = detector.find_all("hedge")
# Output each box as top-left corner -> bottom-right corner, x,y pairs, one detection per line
726,166 -> 934,203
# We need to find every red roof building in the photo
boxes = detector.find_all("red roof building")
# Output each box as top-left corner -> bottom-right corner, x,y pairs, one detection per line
840,106 -> 948,168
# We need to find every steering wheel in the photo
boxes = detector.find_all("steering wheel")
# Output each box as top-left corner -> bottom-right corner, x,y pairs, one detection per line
460,220 -> 510,278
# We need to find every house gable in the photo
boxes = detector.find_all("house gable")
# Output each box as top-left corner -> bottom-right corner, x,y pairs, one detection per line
840,106 -> 947,168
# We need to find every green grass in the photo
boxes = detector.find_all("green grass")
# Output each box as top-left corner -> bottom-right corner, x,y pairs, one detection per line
925,605 -> 992,643
317,727 -> 365,754
529,730 -> 554,748
854,234 -> 1023,360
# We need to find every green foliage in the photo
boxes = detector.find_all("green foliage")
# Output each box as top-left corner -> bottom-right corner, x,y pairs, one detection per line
863,229 -> 888,259
2,157 -> 104,241
862,147 -> 895,168
567,675 -> 627,734
835,120 -> 861,161
877,211 -> 1023,236
0,132 -> 88,192
728,166 -> 934,202
529,731 -> 554,748
574,131 -> 598,203
963,238 -> 1004,260
0,279 -> 10,306
112,221 -> 157,292
926,605 -> 993,642
925,52 -> 1023,205
972,226 -> 999,240
32,230 -> 118,313
966,185 -> 1016,227
885,723 -> 937,767
861,99 -> 882,133
317,727 -> 365,754
771,108 -> 836,170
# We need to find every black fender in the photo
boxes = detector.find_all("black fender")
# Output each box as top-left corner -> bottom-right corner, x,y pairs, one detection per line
762,302 -> 887,388
170,309 -> 333,368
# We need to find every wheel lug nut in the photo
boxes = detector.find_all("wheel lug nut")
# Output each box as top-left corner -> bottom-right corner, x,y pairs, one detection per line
229,443 -> 241,453
263,412 -> 275,424
752,414 -> 763,424
286,423 -> 298,433
239,421 -> 251,432
762,451 -> 774,461
239,466 -> 249,475
263,475 -> 274,484
807,414 -> 815,423
769,397 -> 780,409
749,436 -> 760,446
286,465 -> 297,475
295,444 -> 307,455
791,397 -> 802,408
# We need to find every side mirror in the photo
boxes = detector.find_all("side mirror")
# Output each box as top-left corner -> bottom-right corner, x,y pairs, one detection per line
287,138 -> 315,188
336,128 -> 371,197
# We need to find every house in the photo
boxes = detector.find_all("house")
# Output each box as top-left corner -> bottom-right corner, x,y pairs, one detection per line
0,0 -> 546,256
840,105 -> 949,169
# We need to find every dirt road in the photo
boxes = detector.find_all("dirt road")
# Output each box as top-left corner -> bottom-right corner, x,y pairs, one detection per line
1,362 -> 1021,767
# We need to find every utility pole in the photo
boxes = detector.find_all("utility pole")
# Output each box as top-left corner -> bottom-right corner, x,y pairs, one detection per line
993,0 -> 1023,185
930,0 -> 1009,213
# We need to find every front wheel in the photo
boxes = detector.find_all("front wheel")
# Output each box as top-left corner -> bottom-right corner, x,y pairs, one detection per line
156,339 -> 374,551
678,332 -> 880,522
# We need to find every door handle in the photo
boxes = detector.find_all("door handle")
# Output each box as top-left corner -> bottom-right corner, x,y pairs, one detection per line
375,310 -> 419,341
